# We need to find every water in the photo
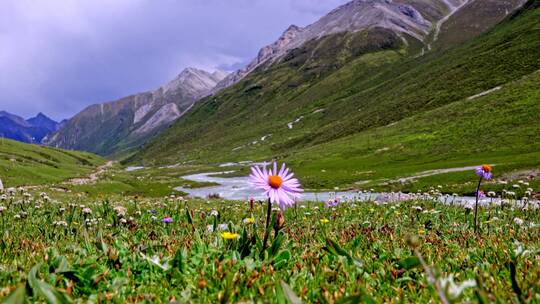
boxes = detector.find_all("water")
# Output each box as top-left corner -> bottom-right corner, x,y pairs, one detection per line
174,171 -> 507,205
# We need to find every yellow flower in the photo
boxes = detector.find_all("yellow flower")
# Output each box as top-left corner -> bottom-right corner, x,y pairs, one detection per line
418,229 -> 425,235
221,232 -> 240,240
320,218 -> 330,224
243,218 -> 255,224
369,208 -> 375,213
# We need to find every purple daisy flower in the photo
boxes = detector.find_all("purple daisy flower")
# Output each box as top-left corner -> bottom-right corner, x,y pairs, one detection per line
475,164 -> 493,180
249,162 -> 303,210
162,217 -> 173,223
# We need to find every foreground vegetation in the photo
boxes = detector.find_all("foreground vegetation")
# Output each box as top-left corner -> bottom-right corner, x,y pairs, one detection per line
0,188 -> 538,303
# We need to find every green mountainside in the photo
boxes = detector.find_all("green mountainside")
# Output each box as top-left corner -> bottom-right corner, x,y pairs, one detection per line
0,138 -> 103,186
130,0 -> 540,190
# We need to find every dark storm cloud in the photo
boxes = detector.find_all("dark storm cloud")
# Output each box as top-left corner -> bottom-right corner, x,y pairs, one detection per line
0,0 -> 348,120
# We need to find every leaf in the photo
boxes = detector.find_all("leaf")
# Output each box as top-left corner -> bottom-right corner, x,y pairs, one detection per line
2,286 -> 28,304
27,264 -> 71,304
280,281 -> 302,304
324,238 -> 353,262
268,231 -> 285,258
397,256 -> 420,270
273,250 -> 291,269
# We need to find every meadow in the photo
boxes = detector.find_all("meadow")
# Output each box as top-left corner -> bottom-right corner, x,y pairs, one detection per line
0,177 -> 538,303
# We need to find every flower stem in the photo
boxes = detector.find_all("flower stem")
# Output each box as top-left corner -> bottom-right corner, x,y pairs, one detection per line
262,198 -> 271,253
474,177 -> 483,234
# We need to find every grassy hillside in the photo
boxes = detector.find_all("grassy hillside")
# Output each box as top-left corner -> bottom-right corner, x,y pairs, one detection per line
130,1 -> 540,190
0,137 -> 104,186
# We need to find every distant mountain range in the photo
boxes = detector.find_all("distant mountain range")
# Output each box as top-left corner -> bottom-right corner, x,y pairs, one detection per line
0,111 -> 63,144
44,67 -> 228,156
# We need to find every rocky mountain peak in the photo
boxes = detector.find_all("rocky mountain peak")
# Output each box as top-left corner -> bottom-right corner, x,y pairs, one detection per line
212,0 -> 435,94
161,67 -> 228,98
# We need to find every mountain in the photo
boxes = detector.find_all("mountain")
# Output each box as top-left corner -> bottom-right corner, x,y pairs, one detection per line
129,0 -> 539,189
212,0 -> 512,92
0,111 -> 60,144
44,67 -> 228,156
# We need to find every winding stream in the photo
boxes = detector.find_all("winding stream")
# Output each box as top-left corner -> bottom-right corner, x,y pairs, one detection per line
174,171 -> 506,205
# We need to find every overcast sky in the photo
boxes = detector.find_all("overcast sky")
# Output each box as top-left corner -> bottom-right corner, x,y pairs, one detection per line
0,0 -> 348,120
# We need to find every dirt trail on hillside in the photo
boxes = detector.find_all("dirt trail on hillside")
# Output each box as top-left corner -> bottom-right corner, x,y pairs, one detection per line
393,165 -> 493,184
64,161 -> 114,185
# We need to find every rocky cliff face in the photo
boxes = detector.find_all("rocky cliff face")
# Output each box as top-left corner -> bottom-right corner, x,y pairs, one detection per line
44,68 -> 227,155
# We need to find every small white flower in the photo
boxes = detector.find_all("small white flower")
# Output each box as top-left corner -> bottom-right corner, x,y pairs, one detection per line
119,218 -> 127,224
150,216 -> 157,221
59,208 -> 66,213
512,184 -> 520,189
439,275 -> 476,299
206,225 -> 214,232
210,210 -> 219,217
113,206 -> 127,217
0,205 -> 6,212
82,207 -> 92,214
412,206 -> 423,211
513,217 -> 524,226
218,224 -> 228,231
487,191 -> 496,197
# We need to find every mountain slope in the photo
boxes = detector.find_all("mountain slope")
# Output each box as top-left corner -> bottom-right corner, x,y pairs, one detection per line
131,0 -> 539,188
45,68 -> 227,156
0,111 -> 60,144
0,137 -> 103,186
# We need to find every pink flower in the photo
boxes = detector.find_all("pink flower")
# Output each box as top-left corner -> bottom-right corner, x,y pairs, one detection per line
475,165 -> 492,180
249,162 -> 303,210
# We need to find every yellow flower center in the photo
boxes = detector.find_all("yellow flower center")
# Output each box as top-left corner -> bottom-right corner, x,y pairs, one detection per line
482,164 -> 492,172
268,175 -> 283,189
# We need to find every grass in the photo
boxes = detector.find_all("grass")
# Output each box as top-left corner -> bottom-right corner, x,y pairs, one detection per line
0,189 -> 538,302
0,138 -> 104,187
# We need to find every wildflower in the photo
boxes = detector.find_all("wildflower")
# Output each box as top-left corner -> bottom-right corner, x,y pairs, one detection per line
162,217 -> 173,223
0,178 -> 3,192
249,162 -> 303,210
487,191 -> 496,197
210,210 -> 219,217
412,206 -> 423,212
218,223 -> 228,231
275,212 -> 285,230
82,207 -> 92,215
0,205 -> 6,213
320,218 -> 330,224
475,165 -> 492,180
120,218 -> 127,224
512,184 -> 520,189
148,209 -> 157,214
206,225 -> 214,232
418,229 -> 426,235
221,232 -> 240,240
59,208 -> 65,213
114,206 -> 127,217
150,216 -> 157,221
243,218 -> 255,224
477,190 -> 486,199
439,275 -> 476,299
325,198 -> 340,208
513,218 -> 524,226
0,194 -> 6,201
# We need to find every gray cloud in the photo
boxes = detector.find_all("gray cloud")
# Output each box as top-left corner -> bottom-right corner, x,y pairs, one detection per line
0,0 -> 348,120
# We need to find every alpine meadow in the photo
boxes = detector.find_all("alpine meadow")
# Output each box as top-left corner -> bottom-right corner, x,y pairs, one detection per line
0,0 -> 539,303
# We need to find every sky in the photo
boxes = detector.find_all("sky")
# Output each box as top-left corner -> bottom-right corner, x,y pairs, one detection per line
0,0 -> 348,121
